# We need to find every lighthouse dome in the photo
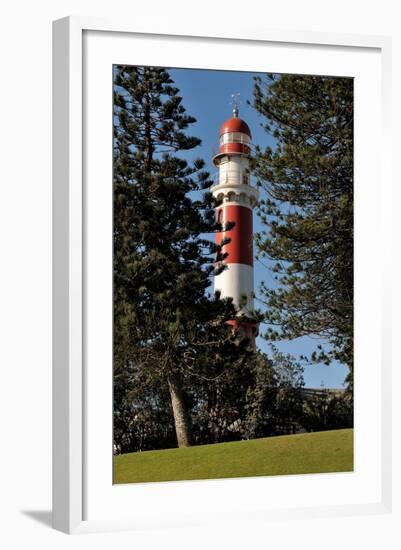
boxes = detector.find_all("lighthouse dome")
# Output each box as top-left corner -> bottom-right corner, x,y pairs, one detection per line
219,117 -> 252,139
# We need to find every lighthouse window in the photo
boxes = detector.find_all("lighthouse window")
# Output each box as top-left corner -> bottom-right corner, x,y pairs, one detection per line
217,209 -> 223,224
220,132 -> 251,146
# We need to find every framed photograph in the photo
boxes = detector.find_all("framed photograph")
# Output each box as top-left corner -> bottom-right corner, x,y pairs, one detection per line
52,16 -> 392,534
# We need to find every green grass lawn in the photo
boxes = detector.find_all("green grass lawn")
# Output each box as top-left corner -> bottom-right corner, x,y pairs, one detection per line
114,428 -> 353,484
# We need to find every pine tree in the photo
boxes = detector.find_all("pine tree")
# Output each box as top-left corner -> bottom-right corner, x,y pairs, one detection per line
251,74 -> 353,385
113,66 -> 249,448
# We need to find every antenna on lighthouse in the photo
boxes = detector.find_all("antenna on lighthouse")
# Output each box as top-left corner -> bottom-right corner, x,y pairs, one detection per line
230,93 -> 241,117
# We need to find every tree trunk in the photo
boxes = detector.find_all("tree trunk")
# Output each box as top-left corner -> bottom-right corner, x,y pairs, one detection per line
167,373 -> 193,448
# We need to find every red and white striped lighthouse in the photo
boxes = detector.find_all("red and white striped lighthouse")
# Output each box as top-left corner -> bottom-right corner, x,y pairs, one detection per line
212,102 -> 259,341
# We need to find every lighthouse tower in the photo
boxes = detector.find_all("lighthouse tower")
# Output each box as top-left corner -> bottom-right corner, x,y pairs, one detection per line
212,101 -> 259,341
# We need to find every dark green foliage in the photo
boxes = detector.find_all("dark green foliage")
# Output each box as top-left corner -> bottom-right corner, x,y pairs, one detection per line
189,347 -> 305,445
301,390 -> 353,433
114,360 -> 176,454
190,347 -> 259,445
115,345 -> 306,452
113,65 -> 254,450
252,74 -> 353,384
243,347 -> 305,439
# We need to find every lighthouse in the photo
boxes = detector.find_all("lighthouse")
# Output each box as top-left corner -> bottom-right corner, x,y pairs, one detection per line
212,100 -> 259,341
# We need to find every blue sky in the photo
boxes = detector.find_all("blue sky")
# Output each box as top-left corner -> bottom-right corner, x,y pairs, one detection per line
168,67 -> 349,390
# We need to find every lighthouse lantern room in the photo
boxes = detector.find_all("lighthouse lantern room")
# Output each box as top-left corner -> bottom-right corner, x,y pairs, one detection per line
212,100 -> 259,340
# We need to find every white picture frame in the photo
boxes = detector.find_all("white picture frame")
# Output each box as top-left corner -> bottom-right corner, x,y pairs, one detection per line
52,16 -> 392,534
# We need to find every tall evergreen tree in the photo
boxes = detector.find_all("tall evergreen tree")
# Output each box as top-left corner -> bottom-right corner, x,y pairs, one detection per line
251,74 -> 353,385
113,66 -> 249,448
